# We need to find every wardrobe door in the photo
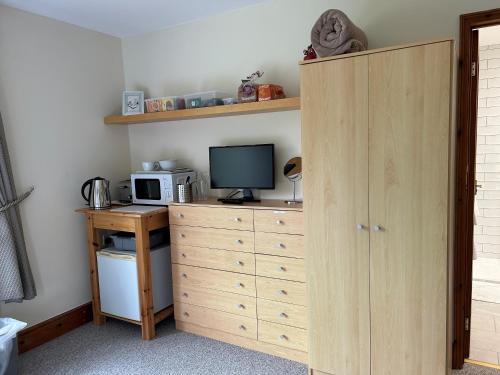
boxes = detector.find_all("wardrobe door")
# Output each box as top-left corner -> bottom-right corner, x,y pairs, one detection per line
369,42 -> 452,375
301,56 -> 370,375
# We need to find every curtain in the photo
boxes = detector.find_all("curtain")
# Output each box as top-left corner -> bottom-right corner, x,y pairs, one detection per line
0,113 -> 36,302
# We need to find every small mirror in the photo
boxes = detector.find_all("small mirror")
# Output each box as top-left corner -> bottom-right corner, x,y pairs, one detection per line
284,157 -> 302,204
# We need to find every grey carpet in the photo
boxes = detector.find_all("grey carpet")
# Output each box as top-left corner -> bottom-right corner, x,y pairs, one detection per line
18,317 -> 500,374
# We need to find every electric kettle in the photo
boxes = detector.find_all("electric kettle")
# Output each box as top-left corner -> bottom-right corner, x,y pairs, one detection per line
81,177 -> 111,210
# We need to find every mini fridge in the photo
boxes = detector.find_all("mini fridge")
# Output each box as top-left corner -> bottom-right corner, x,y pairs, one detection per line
96,245 -> 172,322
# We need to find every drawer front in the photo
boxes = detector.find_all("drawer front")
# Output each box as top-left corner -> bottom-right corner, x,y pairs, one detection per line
175,302 -> 257,339
258,320 -> 307,352
172,264 -> 256,296
174,285 -> 256,318
257,299 -> 307,329
171,244 -> 255,275
254,210 -> 303,235
170,225 -> 254,252
255,232 -> 304,259
256,277 -> 306,306
256,254 -> 306,282
169,205 -> 254,231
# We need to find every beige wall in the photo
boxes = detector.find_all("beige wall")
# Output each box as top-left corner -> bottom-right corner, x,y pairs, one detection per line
121,0 -> 499,199
475,36 -> 500,258
0,6 -> 129,325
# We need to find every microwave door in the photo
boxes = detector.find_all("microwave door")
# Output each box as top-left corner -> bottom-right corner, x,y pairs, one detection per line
135,179 -> 162,202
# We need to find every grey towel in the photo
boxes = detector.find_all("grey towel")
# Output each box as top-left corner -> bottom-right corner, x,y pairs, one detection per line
311,9 -> 367,57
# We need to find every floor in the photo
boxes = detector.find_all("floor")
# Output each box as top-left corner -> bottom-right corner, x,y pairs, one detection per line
18,317 -> 500,375
471,300 -> 500,365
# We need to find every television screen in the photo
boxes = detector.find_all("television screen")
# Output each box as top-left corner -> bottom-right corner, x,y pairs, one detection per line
209,144 -> 275,189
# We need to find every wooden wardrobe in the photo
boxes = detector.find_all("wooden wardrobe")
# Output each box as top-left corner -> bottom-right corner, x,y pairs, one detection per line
300,39 -> 453,375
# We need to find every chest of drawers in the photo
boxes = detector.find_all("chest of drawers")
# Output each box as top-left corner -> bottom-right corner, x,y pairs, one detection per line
169,200 -> 306,363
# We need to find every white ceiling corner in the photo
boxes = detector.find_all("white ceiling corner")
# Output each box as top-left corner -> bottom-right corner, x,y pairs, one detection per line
0,0 -> 270,38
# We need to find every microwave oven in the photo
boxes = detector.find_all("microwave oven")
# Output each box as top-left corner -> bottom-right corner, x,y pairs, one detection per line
131,170 -> 196,205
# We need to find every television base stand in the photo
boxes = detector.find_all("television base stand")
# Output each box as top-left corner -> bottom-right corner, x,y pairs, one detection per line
218,189 -> 261,204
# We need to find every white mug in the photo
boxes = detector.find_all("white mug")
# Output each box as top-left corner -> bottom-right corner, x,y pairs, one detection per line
142,161 -> 159,171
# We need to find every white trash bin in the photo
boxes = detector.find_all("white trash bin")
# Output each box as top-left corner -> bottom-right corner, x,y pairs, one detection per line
0,318 -> 27,375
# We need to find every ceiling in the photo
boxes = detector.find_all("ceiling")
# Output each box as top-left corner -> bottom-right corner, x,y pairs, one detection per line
0,0 -> 269,37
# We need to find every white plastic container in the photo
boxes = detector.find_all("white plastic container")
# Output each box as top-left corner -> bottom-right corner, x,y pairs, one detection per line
184,91 -> 228,109
96,245 -> 173,321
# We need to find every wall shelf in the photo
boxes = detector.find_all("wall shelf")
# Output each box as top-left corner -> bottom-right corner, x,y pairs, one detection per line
104,97 -> 301,125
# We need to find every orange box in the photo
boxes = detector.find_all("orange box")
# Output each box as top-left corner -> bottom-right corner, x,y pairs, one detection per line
257,84 -> 285,101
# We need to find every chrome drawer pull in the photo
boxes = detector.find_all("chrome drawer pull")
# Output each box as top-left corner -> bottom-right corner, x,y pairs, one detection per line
183,312 -> 189,317
276,220 -> 284,225
236,282 -> 244,288
235,239 -> 243,244
239,325 -> 246,331
181,253 -> 186,258
179,233 -> 185,238
280,312 -> 288,318
277,243 -> 285,249
236,260 -> 244,266
279,266 -> 287,272
182,273 -> 188,278
182,293 -> 188,297
237,304 -> 245,309
234,217 -> 241,222
279,289 -> 287,295
280,334 -> 289,341
177,213 -> 184,218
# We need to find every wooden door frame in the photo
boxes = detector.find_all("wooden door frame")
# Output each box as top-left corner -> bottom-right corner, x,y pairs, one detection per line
453,8 -> 500,369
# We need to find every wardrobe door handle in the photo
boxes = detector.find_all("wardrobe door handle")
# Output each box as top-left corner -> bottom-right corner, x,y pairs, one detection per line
280,312 -> 288,318
373,225 -> 383,232
357,224 -> 365,230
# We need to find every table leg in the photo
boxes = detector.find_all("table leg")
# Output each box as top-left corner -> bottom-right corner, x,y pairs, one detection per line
85,214 -> 106,325
135,217 -> 155,340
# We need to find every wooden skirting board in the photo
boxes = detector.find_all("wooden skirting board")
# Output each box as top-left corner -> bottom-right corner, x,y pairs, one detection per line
176,321 -> 308,364
17,302 -> 93,353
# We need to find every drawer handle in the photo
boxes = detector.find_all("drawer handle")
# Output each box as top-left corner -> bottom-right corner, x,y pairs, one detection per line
276,220 -> 284,225
234,217 -> 241,222
177,213 -> 184,218
280,312 -> 288,318
237,304 -> 246,309
182,292 -> 189,297
182,273 -> 188,278
236,282 -> 244,288
236,260 -> 244,266
279,289 -> 287,295
181,253 -> 187,258
280,334 -> 289,341
279,266 -> 287,272
235,239 -> 243,244
239,325 -> 246,331
179,233 -> 185,238
183,312 -> 190,317
277,243 -> 286,249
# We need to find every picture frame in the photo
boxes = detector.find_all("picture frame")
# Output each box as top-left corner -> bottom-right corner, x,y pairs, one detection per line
122,91 -> 144,116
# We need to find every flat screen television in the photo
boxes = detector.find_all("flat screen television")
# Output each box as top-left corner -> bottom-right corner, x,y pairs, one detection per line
209,144 -> 275,201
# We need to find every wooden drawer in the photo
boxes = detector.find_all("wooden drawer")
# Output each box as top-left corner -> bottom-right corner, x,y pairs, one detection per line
174,285 -> 256,318
255,232 -> 304,259
258,320 -> 307,352
254,210 -> 303,235
171,244 -> 255,275
256,277 -> 306,306
169,205 -> 253,231
256,254 -> 306,282
172,264 -> 256,296
257,299 -> 307,329
175,302 -> 257,339
170,225 -> 254,253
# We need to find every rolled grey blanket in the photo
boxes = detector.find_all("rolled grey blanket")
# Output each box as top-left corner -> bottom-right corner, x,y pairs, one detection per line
311,9 -> 367,57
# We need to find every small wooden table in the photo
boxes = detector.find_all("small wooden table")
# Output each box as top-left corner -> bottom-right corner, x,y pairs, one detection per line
76,206 -> 173,340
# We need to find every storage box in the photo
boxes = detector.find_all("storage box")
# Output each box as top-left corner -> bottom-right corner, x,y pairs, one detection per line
184,91 -> 227,109
109,230 -> 167,251
258,84 -> 286,101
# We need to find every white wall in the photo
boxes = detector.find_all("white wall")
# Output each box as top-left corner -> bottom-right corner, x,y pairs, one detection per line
0,5 -> 129,325
122,0 -> 499,199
